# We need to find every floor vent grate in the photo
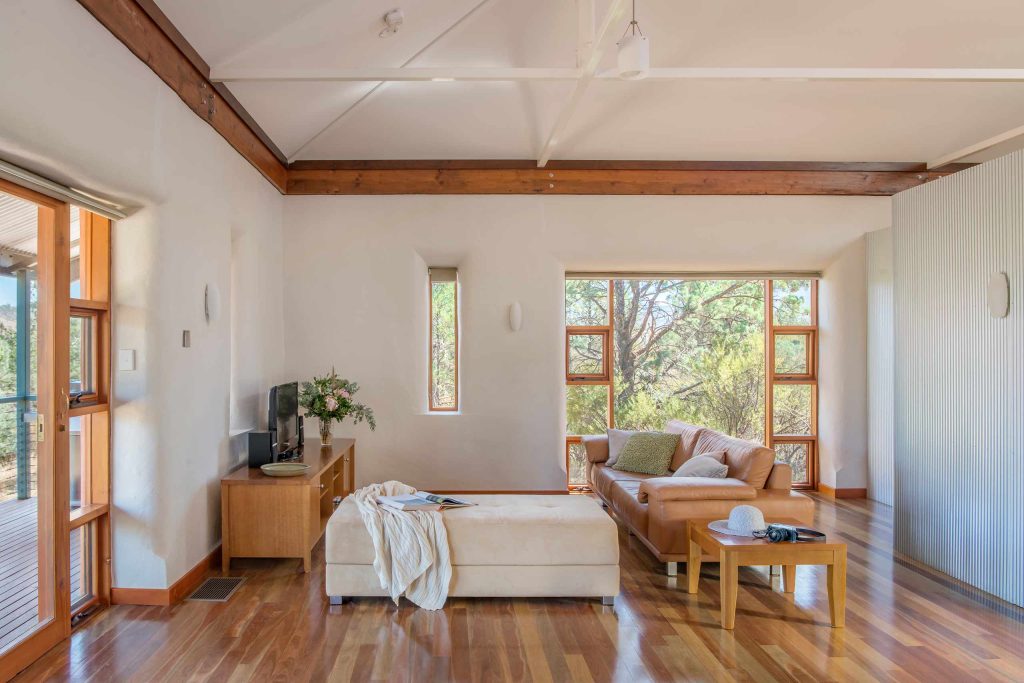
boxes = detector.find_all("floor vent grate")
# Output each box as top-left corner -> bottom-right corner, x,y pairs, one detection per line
186,576 -> 246,602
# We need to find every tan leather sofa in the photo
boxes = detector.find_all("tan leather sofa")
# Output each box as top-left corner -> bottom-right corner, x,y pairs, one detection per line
585,420 -> 814,575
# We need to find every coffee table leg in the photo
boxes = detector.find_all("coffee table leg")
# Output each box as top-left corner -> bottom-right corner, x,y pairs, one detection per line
720,550 -> 738,629
827,547 -> 847,628
687,535 -> 702,594
782,565 -> 796,593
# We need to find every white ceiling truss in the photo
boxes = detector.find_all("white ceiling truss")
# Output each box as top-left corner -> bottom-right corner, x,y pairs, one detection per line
211,68 -> 1024,84
159,0 -> 1024,166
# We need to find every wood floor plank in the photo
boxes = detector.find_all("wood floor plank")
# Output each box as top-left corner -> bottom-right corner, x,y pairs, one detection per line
9,495 -> 1024,682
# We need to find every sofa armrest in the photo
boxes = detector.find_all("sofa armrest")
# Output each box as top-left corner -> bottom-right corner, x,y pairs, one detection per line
583,435 -> 609,463
765,462 -> 793,490
638,477 -> 756,504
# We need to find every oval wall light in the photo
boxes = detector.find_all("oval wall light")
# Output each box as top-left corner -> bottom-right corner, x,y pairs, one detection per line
509,302 -> 523,331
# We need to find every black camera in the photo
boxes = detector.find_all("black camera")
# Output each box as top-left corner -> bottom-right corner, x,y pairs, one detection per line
762,524 -> 800,543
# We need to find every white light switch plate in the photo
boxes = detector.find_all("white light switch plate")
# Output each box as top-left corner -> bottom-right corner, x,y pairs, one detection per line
118,349 -> 136,371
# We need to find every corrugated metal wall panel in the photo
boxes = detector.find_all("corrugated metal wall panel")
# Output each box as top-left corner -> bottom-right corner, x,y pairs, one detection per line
867,228 -> 894,506
893,150 -> 1023,608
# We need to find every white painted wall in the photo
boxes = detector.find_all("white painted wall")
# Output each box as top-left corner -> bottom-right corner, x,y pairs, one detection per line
284,196 -> 888,490
0,0 -> 286,588
817,237 -> 869,490
866,228 -> 895,505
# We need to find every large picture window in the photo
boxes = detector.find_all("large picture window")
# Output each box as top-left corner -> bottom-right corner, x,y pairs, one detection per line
429,268 -> 459,411
565,277 -> 817,490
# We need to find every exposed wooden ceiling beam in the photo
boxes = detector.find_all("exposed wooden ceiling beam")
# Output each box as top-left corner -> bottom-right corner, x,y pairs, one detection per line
210,66 -> 1024,84
76,0 -> 288,192
928,123 -> 1024,168
286,162 -> 962,196
537,0 -> 629,167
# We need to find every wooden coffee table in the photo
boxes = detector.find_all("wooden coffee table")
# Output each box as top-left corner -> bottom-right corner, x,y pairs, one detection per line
686,518 -> 847,629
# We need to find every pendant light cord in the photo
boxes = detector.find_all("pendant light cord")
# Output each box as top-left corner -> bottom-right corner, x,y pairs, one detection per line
621,0 -> 644,38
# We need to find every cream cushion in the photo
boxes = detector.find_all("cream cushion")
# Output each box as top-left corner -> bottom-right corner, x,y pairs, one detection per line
327,494 -> 619,567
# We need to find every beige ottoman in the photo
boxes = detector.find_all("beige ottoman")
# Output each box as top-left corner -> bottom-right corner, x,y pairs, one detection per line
325,495 -> 620,604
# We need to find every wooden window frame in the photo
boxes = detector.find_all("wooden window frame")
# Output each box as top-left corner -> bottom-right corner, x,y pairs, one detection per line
765,280 -> 819,490
565,328 -> 611,383
68,307 -> 108,412
564,278 -> 820,492
771,329 -> 817,382
428,269 -> 459,412
565,280 -> 614,490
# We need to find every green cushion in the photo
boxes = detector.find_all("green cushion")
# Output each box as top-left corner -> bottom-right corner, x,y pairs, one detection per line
611,432 -> 680,475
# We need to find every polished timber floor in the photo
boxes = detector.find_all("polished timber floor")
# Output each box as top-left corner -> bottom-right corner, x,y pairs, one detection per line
13,495 -> 1024,682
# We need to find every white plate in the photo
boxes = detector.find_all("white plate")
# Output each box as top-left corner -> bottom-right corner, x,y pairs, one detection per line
260,462 -> 310,477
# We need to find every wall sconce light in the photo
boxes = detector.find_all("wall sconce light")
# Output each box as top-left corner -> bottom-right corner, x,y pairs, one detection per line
509,302 -> 522,331
987,272 -> 1009,318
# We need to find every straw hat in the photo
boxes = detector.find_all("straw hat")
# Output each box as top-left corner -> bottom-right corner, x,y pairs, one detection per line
709,505 -> 767,537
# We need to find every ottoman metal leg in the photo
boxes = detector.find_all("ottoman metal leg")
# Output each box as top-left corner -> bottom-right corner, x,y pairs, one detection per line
666,562 -> 678,577
601,596 -> 615,606
329,595 -> 345,605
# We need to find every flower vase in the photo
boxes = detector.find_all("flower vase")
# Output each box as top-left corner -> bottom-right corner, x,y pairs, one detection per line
319,418 -> 333,446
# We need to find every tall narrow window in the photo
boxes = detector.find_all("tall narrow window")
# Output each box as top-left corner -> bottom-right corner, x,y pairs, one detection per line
429,268 -> 458,411
765,279 -> 818,488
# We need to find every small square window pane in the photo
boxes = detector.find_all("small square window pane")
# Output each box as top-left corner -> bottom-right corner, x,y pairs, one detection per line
70,523 -> 94,610
568,334 -> 605,376
773,384 -> 813,435
566,385 -> 609,436
774,442 -> 809,483
772,280 -> 813,326
565,280 -> 609,326
567,442 -> 588,488
70,315 -> 94,396
774,334 -> 808,375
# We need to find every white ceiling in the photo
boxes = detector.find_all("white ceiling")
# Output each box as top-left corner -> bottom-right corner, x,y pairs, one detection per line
155,0 -> 1024,162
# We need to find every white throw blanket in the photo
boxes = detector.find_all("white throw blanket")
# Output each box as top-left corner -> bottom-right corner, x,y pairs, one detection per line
352,480 -> 452,610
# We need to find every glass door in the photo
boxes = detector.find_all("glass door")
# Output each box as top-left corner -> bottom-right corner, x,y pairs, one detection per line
0,180 -> 71,677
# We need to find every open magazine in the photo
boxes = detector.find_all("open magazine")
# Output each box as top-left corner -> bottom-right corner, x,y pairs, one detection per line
377,492 -> 475,512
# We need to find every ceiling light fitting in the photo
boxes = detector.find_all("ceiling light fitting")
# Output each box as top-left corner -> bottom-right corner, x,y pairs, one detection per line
616,0 -> 649,80
379,8 -> 404,38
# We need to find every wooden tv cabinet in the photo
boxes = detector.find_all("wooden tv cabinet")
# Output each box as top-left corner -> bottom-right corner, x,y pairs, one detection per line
221,438 -> 355,572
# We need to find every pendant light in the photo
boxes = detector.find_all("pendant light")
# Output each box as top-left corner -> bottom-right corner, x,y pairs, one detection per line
616,0 -> 650,80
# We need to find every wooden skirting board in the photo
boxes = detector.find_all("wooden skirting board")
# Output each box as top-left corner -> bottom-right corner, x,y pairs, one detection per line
818,483 -> 868,499
75,0 -> 972,197
111,545 -> 221,607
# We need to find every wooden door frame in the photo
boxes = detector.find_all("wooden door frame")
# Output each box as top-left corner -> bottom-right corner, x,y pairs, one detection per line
0,179 -> 72,680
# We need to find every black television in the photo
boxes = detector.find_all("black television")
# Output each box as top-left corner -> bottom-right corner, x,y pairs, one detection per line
268,382 -> 300,457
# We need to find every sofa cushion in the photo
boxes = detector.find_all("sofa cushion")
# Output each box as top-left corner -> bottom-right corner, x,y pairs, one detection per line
672,453 -> 728,478
612,432 -> 680,475
607,479 -> 650,535
693,430 -> 775,488
664,420 -> 706,471
591,464 -> 657,501
638,477 -> 757,503
606,428 -> 635,466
